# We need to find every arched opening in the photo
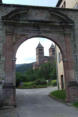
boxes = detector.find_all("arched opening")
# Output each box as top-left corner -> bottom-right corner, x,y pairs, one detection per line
3,30 -> 75,106
14,36 -> 66,106
3,29 -> 75,106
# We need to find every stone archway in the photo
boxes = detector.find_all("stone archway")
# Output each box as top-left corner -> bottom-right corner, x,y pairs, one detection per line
0,4 -> 78,106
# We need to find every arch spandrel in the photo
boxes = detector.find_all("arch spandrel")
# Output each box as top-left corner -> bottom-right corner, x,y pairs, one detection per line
2,8 -> 74,25
13,33 -> 66,59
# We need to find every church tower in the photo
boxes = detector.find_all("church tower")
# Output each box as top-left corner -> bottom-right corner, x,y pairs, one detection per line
49,44 -> 55,57
36,42 -> 44,64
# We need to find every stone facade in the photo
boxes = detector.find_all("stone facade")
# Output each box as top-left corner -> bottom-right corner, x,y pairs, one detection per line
33,43 -> 55,69
0,3 -> 78,106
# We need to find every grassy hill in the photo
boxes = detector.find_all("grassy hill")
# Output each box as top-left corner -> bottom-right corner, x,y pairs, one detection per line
16,63 -> 34,73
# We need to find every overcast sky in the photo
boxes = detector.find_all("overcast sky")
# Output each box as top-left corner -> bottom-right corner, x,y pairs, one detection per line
2,0 -> 58,64
3,0 -> 58,7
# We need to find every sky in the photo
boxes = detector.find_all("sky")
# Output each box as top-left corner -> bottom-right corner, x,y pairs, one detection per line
3,0 -> 58,7
2,0 -> 58,64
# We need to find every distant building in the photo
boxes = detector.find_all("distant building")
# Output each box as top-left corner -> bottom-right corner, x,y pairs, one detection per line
33,43 -> 55,69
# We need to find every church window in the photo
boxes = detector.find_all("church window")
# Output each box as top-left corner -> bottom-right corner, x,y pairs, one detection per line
39,48 -> 43,51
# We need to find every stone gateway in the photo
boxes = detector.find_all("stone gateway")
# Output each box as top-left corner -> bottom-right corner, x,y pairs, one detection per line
0,2 -> 78,106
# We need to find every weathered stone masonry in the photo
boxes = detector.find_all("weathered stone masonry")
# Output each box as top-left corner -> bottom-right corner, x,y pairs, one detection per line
0,3 -> 78,106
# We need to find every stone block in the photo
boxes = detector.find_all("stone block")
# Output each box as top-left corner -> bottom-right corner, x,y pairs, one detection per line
68,81 -> 78,102
3,83 -> 16,106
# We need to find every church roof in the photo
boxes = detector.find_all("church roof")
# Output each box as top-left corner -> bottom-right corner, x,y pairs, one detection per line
36,42 -> 43,48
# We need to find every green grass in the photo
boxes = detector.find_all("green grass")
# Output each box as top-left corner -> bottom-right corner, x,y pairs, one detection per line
72,102 -> 78,108
50,90 -> 66,101
50,90 -> 78,108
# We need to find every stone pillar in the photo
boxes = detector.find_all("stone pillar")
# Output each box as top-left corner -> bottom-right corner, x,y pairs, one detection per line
0,0 -> 2,4
63,33 -> 76,102
0,21 -> 6,106
63,59 -> 75,102
68,81 -> 78,102
3,34 -> 16,106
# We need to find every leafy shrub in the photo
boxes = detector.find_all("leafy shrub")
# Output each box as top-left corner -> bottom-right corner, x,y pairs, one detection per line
51,80 -> 57,86
35,79 -> 47,85
18,81 -> 47,89
16,62 -> 57,86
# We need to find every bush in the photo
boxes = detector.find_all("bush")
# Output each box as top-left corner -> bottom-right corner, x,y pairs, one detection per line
16,62 -> 57,85
23,82 -> 34,87
51,80 -> 57,86
35,79 -> 47,85
18,81 -> 47,89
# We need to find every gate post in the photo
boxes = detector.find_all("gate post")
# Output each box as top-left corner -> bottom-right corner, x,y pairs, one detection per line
3,33 -> 16,106
67,81 -> 78,102
63,32 -> 78,102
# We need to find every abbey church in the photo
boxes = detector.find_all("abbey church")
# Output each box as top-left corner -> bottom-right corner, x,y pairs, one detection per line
33,43 -> 55,69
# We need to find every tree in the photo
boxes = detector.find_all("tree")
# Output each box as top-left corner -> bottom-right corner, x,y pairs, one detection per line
16,61 -> 57,85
